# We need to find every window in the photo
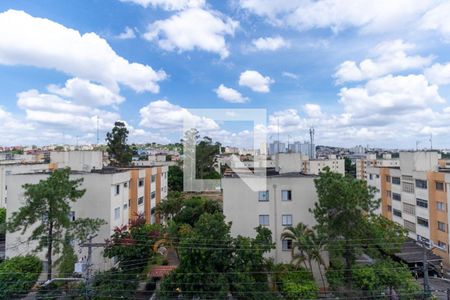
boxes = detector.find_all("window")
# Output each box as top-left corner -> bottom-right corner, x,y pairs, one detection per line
393,209 -> 402,218
138,178 -> 144,187
386,175 -> 391,182
259,215 -> 269,226
258,191 -> 269,202
417,217 -> 429,227
386,190 -> 391,198
282,214 -> 293,226
404,220 -> 416,233
392,177 -> 401,185
138,196 -> 144,205
114,207 -> 120,220
438,221 -> 446,232
402,182 -> 414,193
151,175 -> 156,183
403,203 -> 415,215
415,179 -> 427,189
282,239 -> 293,251
435,181 -> 444,191
69,211 -> 76,221
416,199 -> 428,208
437,202 -> 446,212
369,174 -> 373,180
115,184 -> 120,195
402,175 -> 413,181
123,203 -> 128,210
124,182 -> 128,188
437,241 -> 447,251
392,193 -> 401,201
281,190 -> 292,201
151,191 -> 156,199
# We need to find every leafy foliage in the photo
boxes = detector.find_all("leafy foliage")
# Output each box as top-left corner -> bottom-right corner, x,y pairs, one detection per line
106,121 -> 132,166
172,196 -> 222,226
7,168 -> 103,280
90,269 -> 139,300
168,165 -> 183,192
0,207 -> 5,237
0,255 -> 42,299
104,216 -> 163,272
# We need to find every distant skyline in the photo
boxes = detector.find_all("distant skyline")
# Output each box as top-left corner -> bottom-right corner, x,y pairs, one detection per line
1,1 -> 450,149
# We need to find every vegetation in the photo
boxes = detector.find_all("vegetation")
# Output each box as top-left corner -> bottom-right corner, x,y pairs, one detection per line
7,168 -> 105,280
168,165 -> 183,192
344,157 -> 356,177
106,121 -> 133,166
273,265 -> 319,300
0,207 -> 5,238
0,255 -> 42,299
104,215 -> 163,273
90,269 -> 139,300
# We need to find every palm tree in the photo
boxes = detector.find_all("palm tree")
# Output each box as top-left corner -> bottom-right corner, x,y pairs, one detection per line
281,223 -> 313,270
308,231 -> 327,290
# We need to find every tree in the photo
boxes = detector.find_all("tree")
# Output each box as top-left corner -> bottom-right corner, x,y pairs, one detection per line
106,121 -> 132,166
155,191 -> 184,222
0,207 -> 5,238
0,255 -> 42,299
168,165 -> 183,192
312,168 -> 379,290
7,168 -> 105,280
344,157 -> 356,177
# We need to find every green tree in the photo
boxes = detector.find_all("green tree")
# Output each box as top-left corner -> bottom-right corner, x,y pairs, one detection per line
155,191 -> 184,222
168,165 -> 183,192
106,121 -> 132,166
7,168 -> 105,280
312,168 -> 379,290
0,207 -> 5,237
344,157 -> 356,177
104,216 -> 163,272
0,255 -> 42,299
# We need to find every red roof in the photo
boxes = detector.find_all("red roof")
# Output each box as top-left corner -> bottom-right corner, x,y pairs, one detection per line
149,265 -> 177,278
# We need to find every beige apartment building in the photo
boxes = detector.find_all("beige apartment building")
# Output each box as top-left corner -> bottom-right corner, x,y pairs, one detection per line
365,151 -> 450,265
5,164 -> 168,270
356,153 -> 400,180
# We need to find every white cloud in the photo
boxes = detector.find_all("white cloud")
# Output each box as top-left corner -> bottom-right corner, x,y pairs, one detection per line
282,71 -> 298,79
47,78 -> 124,107
139,100 -> 219,131
0,9 -> 166,93
303,104 -> 323,118
421,2 -> 450,40
115,26 -> 136,40
214,84 -> 249,103
239,70 -> 274,93
143,8 -> 238,58
120,0 -> 204,10
16,89 -> 120,132
239,0 -> 435,34
251,36 -> 290,51
425,62 -> 450,85
339,74 -> 444,118
334,40 -> 432,83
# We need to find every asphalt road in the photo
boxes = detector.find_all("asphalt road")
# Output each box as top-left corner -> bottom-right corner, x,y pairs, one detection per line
417,277 -> 450,300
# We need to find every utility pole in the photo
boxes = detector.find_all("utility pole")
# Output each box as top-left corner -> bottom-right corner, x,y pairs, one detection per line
422,239 -> 431,299
80,235 -> 105,299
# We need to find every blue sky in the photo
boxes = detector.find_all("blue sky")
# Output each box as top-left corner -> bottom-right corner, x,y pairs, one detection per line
1,0 -> 450,149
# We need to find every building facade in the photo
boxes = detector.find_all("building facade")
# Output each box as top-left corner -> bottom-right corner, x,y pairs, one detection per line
364,151 -> 450,265
356,153 -> 400,180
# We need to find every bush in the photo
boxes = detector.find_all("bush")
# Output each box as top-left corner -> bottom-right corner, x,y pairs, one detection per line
0,255 -> 42,299
90,269 -> 139,300
277,266 -> 318,300
0,208 -> 6,237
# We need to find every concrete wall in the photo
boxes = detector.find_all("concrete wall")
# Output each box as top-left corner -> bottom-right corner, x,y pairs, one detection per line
50,151 -> 103,172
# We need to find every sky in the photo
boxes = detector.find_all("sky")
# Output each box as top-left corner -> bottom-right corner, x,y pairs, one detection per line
1,0 -> 450,149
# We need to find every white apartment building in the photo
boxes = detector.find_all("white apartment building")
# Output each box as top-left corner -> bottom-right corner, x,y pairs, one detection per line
364,151 -> 450,265
50,151 -> 103,171
0,163 -> 49,208
5,165 -> 168,271
222,171 -> 326,280
356,153 -> 400,180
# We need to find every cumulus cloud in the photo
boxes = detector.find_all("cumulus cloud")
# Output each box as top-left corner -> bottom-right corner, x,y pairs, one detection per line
334,40 -> 432,83
425,62 -> 450,85
143,8 -> 238,58
139,100 -> 220,131
115,26 -> 136,39
303,104 -> 323,118
0,9 -> 166,93
251,36 -> 290,51
239,0 -> 435,34
420,2 -> 450,40
120,0 -> 204,10
239,70 -> 274,93
47,78 -> 124,107
214,84 -> 249,103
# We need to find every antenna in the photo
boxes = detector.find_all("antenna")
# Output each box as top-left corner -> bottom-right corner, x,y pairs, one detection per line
277,117 -> 280,153
287,134 -> 291,152
416,141 -> 420,151
430,133 -> 433,150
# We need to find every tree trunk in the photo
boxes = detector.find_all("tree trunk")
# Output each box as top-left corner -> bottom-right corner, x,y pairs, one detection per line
343,242 -> 353,294
47,222 -> 53,280
318,264 -> 326,291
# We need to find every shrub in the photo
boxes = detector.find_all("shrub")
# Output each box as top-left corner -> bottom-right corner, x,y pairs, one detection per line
277,266 -> 318,300
0,255 -> 42,299
90,269 -> 139,300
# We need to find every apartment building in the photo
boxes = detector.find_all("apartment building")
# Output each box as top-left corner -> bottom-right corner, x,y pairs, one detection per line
275,153 -> 345,176
356,153 -> 400,180
365,151 -> 450,264
222,170 -> 325,279
5,165 -> 168,270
